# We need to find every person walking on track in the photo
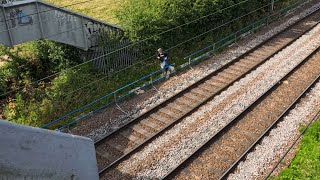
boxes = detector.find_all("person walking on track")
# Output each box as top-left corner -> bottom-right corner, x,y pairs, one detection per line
157,48 -> 175,78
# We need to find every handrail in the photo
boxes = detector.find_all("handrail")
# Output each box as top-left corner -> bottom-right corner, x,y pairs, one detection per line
184,0 -> 307,60
42,68 -> 165,129
42,0 -> 312,130
56,70 -> 176,131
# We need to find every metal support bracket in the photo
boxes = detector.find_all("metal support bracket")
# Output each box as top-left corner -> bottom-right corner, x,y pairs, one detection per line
152,84 -> 160,92
234,42 -> 241,47
113,91 -> 128,115
66,128 -> 73,134
115,103 -> 129,116
252,32 -> 259,38
150,76 -> 160,92
188,58 -> 194,69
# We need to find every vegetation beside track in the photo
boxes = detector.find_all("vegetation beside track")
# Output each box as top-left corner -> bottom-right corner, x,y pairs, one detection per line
45,0 -> 125,25
270,119 -> 320,180
0,0 -> 303,128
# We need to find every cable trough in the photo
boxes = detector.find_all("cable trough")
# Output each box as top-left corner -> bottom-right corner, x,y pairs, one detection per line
163,43 -> 320,180
96,9 -> 320,177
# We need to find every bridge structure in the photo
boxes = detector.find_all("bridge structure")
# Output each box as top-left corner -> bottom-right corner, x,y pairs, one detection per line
0,0 -> 138,75
0,0 -> 122,50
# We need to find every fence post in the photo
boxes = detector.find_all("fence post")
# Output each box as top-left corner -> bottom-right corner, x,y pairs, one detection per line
36,1 -> 44,39
189,57 -> 193,69
212,43 -> 216,55
81,16 -> 88,50
114,92 -> 117,103
150,75 -> 159,92
2,6 -> 14,46
268,0 -> 275,25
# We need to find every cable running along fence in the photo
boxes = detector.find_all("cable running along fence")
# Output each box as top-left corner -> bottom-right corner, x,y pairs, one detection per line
0,0 -> 255,98
0,0 -> 270,114
33,0 -> 312,130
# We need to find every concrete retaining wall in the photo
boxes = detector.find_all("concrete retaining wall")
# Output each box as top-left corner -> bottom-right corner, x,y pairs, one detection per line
0,120 -> 98,180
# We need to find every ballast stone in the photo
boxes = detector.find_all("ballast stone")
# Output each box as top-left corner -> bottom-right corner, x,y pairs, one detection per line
0,120 -> 98,180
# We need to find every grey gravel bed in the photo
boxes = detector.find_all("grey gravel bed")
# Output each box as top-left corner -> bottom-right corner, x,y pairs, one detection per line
104,21 -> 320,179
86,2 -> 320,142
227,81 -> 320,180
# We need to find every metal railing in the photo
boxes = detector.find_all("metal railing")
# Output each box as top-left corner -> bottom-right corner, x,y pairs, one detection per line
42,0 -> 313,130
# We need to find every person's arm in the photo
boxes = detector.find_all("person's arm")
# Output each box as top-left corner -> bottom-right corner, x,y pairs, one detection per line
164,53 -> 170,62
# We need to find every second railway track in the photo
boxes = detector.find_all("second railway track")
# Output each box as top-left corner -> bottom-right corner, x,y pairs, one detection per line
164,45 -> 320,180
96,8 -> 320,178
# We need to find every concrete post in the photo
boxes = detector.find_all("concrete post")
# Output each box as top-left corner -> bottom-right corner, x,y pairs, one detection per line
81,16 -> 88,50
0,120 -> 99,180
35,1 -> 44,39
1,6 -> 14,46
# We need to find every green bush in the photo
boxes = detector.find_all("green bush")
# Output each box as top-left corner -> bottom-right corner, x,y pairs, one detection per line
272,120 -> 320,180
1,40 -> 83,126
109,0 -> 274,77
116,0 -> 268,50
1,0 -> 303,128
17,40 -> 83,81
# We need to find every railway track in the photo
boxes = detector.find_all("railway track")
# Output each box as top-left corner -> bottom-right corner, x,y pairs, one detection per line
163,46 -> 320,180
96,8 -> 320,177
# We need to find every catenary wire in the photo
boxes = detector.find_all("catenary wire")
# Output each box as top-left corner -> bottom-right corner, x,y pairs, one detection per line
0,0 -> 254,97
32,1 -> 277,125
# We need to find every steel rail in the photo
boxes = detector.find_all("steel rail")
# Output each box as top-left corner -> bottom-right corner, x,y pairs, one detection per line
97,10 -> 320,177
264,110 -> 320,179
219,48 -> 320,180
163,46 -> 320,180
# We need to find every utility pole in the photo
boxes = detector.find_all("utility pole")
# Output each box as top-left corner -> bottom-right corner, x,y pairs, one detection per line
267,0 -> 275,25
271,0 -> 275,12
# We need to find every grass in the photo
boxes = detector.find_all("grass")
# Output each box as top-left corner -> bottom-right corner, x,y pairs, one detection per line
270,119 -> 320,180
44,0 -> 127,25
39,0 -> 304,129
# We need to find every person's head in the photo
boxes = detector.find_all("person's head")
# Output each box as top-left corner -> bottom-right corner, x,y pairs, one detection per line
157,48 -> 163,54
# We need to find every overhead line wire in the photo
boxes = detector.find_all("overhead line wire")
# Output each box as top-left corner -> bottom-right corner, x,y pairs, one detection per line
0,0 -> 253,97
40,1 -> 277,127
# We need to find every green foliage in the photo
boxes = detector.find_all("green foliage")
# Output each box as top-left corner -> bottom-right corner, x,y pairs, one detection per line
116,0 -> 267,46
0,46 -> 10,95
271,120 -> 320,180
1,40 -> 83,126
18,40 -> 82,80
0,40 -> 82,96
34,41 -> 81,68
0,66 -> 9,96
1,0 -> 303,128
45,0 -> 125,25
4,93 -> 36,126
114,0 -> 271,70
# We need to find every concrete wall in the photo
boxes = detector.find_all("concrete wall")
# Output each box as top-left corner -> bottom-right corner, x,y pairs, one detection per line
0,120 -> 98,180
